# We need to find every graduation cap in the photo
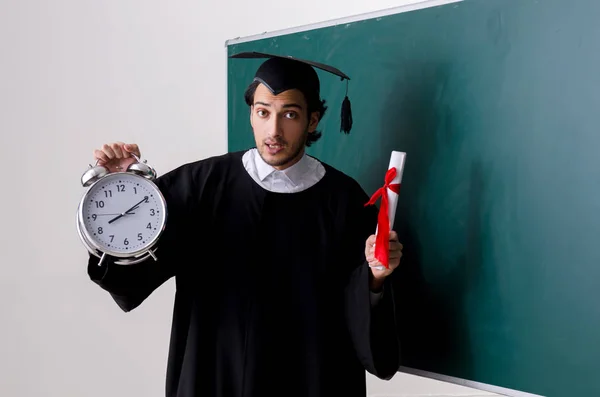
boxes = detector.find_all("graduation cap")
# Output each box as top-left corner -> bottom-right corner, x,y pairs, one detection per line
229,51 -> 353,134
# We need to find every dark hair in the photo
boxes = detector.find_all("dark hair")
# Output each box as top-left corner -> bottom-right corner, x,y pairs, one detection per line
244,81 -> 328,147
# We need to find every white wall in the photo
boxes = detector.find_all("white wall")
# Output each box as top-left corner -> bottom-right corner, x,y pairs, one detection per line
0,0 -> 497,396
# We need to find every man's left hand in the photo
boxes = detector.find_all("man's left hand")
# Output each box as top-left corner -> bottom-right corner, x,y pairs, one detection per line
365,231 -> 403,291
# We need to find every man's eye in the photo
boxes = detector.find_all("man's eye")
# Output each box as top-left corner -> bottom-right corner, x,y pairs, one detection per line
257,109 -> 268,117
285,112 -> 297,119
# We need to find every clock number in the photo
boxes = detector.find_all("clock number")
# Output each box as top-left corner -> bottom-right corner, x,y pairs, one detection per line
97,227 -> 103,234
144,196 -> 149,203
124,238 -> 129,246
104,190 -> 113,198
150,209 -> 155,216
95,200 -> 104,208
146,223 -> 152,229
91,214 -> 97,221
137,233 -> 143,241
133,187 -> 137,194
117,185 -> 126,192
109,235 -> 115,242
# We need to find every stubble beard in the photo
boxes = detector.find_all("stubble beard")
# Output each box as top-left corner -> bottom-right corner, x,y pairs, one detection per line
258,130 -> 308,168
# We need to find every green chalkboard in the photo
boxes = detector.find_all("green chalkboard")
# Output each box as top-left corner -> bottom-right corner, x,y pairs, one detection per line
227,1 -> 600,395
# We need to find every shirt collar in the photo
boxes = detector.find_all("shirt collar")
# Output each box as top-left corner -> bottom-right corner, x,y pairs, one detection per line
253,149 -> 311,187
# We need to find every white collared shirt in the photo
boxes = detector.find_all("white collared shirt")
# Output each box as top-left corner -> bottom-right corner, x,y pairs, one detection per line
242,148 -> 325,193
241,148 -> 384,305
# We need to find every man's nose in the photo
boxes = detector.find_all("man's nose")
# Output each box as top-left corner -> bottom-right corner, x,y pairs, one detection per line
266,114 -> 283,137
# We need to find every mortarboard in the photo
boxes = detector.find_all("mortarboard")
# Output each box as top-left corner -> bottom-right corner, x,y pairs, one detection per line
229,51 -> 353,134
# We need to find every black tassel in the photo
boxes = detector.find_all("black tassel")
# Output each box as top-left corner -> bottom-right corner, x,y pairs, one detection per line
341,95 -> 352,134
340,79 -> 352,134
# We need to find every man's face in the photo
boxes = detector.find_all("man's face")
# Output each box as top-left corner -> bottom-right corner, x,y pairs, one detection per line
250,83 -> 319,170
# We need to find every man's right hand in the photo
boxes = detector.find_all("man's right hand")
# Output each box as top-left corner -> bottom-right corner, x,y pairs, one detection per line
93,142 -> 141,173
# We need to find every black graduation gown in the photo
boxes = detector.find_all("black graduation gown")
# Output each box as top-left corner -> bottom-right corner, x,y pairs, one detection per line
87,150 -> 400,397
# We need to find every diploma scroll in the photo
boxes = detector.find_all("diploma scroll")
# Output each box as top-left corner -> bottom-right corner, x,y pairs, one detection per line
371,151 -> 406,270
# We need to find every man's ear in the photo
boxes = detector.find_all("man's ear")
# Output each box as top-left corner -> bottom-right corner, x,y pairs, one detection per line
308,111 -> 320,133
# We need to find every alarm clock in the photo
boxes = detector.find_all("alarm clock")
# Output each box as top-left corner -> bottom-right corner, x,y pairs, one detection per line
76,153 -> 167,266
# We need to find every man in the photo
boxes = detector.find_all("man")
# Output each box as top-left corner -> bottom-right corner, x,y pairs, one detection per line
88,52 -> 403,397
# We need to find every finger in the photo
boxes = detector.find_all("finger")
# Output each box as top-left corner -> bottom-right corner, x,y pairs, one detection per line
93,149 -> 109,164
370,266 -> 389,272
115,141 -> 134,158
367,256 -> 388,268
102,144 -> 116,159
367,244 -> 375,258
389,241 -> 403,250
366,234 -> 376,245
387,236 -> 403,247
368,260 -> 384,268
124,143 -> 140,157
389,231 -> 399,242
114,141 -> 128,158
388,251 -> 403,260
111,142 -> 124,159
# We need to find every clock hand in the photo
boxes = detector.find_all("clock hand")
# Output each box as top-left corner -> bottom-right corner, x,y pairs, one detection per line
95,212 -> 135,217
108,196 -> 148,224
108,213 -> 125,224
122,196 -> 149,214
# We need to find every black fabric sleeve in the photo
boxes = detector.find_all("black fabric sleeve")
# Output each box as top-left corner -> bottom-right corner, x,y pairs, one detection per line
87,163 -> 198,312
343,181 -> 401,380
87,252 -> 175,312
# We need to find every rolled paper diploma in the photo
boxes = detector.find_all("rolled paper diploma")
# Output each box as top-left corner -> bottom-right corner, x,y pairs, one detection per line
372,151 -> 406,270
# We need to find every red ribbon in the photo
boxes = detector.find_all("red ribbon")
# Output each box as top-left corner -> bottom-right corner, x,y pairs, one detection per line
364,167 -> 401,268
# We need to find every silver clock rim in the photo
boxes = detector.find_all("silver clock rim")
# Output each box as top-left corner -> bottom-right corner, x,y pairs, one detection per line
76,171 -> 168,260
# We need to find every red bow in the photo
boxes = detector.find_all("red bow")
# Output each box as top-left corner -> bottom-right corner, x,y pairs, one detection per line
364,167 -> 401,268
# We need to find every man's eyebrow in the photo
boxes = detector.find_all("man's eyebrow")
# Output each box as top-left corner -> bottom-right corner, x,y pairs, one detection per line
283,103 -> 303,110
254,101 -> 304,110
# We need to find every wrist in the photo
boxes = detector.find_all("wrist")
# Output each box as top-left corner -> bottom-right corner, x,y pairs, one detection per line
369,275 -> 385,293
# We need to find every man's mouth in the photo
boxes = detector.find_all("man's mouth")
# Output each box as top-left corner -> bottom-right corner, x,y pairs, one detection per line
265,142 -> 285,154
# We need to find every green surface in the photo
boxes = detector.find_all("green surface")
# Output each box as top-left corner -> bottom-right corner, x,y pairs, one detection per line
227,1 -> 600,395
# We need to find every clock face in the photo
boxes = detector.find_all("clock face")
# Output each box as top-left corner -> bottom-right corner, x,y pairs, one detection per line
79,173 -> 167,256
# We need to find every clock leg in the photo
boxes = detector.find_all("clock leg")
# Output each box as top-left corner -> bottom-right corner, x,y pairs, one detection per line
97,252 -> 107,267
